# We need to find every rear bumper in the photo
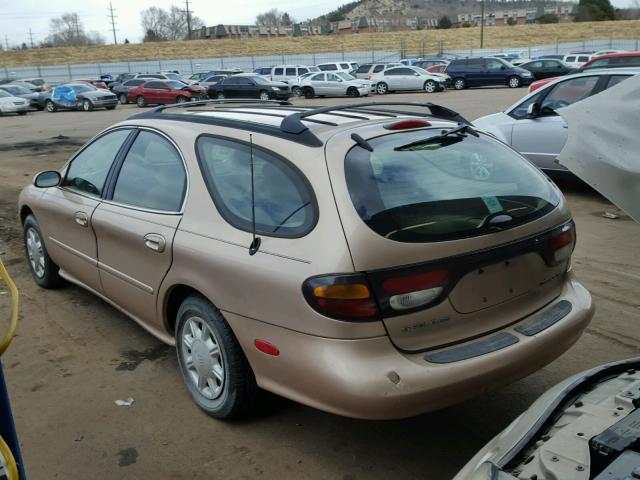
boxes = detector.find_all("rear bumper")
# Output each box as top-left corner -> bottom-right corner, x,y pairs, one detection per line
227,274 -> 593,419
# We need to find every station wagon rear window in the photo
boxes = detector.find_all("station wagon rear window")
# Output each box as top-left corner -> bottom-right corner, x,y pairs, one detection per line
344,131 -> 559,242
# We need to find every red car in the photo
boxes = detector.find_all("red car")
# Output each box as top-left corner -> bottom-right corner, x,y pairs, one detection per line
426,64 -> 448,74
128,80 -> 207,107
73,79 -> 109,90
528,51 -> 640,93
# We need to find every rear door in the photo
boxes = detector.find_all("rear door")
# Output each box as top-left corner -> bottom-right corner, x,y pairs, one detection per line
309,73 -> 327,95
511,75 -> 601,170
92,129 -> 187,326
37,128 -> 133,292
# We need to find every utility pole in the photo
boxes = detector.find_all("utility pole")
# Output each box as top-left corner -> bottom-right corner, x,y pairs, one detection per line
4,35 -> 9,50
184,0 -> 192,40
480,0 -> 485,49
28,28 -> 35,48
108,2 -> 118,44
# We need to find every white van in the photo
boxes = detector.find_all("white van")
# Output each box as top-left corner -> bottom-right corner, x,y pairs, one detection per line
563,54 -> 593,68
270,65 -> 319,83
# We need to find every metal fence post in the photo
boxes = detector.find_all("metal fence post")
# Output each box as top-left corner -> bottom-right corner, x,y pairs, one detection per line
98,63 -> 102,75
220,57 -> 224,67
312,53 -> 316,65
158,60 -> 162,71
37,66 -> 42,77
127,62 -> 132,73
251,56 -> 255,70
3,67 -> 8,79
67,64 -> 72,80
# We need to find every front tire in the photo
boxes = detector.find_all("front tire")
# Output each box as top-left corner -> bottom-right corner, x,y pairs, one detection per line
175,295 -> 257,419
258,90 -> 270,101
106,105 -> 116,110
453,78 -> 466,90
346,86 -> 359,97
424,80 -> 437,93
118,93 -> 128,104
376,82 -> 389,95
82,99 -> 93,111
45,100 -> 56,112
508,76 -> 522,88
216,92 -> 225,99
23,215 -> 64,289
176,95 -> 188,103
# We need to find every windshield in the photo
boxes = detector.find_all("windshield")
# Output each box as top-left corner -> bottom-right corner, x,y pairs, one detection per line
345,130 -> 559,242
413,67 -> 429,75
4,86 -> 29,94
253,76 -> 271,84
165,73 -> 183,82
71,84 -> 96,93
308,66 -> 320,72
0,90 -> 10,98
29,78 -> 45,86
337,72 -> 355,81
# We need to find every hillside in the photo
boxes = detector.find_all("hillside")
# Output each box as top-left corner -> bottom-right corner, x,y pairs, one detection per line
1,19 -> 639,68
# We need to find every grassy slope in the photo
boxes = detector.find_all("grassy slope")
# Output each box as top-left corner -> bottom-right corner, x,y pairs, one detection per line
1,20 -> 639,68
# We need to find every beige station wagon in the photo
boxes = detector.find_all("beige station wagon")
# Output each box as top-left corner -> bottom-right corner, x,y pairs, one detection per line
19,99 -> 594,419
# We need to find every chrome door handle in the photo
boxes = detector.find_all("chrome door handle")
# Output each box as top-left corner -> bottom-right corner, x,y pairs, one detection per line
144,233 -> 166,253
562,124 -> 568,129
74,212 -> 88,227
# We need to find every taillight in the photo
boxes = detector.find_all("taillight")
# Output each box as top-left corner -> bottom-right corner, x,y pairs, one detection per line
381,270 -> 448,311
302,274 -> 379,321
547,223 -> 576,266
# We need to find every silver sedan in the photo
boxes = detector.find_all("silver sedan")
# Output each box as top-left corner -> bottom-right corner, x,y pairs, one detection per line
473,68 -> 640,174
299,72 -> 373,98
369,66 -> 449,94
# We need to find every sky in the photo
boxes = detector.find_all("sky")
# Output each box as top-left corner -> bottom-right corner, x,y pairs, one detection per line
1,0 -> 637,47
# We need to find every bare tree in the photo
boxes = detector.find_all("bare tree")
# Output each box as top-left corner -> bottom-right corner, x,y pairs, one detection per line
141,5 -> 204,41
255,9 -> 294,27
45,13 -> 105,47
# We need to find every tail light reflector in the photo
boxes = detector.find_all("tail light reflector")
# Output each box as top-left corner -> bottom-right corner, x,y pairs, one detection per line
547,223 -> 576,266
382,270 -> 448,311
302,274 -> 379,321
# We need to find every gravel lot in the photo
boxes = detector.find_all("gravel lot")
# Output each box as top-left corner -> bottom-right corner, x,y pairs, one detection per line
1,88 -> 639,479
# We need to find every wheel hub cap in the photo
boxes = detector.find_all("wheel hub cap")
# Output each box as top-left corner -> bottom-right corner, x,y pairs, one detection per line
26,228 -> 45,278
181,317 -> 224,400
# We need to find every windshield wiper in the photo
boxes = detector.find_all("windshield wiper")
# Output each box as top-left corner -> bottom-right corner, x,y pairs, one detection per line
394,124 -> 479,151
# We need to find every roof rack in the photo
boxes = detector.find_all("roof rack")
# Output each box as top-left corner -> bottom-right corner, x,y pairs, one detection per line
126,99 -> 468,148
128,98 -> 293,119
280,102 -> 470,134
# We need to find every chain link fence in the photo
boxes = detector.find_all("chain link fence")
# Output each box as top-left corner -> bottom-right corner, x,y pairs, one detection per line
2,39 -> 639,84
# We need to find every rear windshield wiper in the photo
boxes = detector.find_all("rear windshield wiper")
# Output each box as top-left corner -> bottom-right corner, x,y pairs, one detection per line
394,124 -> 479,151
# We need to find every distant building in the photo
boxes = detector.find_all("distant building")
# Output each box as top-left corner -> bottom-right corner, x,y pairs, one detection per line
458,2 -> 576,26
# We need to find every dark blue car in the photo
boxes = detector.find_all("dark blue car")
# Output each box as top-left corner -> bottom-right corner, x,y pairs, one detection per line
445,57 -> 534,90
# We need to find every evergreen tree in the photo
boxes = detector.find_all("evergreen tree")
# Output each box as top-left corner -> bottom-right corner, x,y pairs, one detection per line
576,0 -> 615,21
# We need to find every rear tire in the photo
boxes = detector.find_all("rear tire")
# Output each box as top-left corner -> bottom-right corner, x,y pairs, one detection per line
376,82 -> 388,95
175,295 -> 257,419
453,78 -> 466,90
23,215 -> 64,289
18,111 -> 27,115
216,92 -> 225,99
136,96 -> 146,107
508,76 -> 521,88
303,87 -> 315,99
118,93 -> 128,104
292,86 -> 302,96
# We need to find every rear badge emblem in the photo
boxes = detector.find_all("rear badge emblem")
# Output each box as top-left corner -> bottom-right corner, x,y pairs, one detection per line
402,316 -> 450,333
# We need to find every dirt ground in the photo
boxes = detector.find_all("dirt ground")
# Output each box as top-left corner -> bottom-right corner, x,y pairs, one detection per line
0,90 -> 638,479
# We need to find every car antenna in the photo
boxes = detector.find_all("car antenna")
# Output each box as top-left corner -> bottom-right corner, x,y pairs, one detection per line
248,134 -> 262,256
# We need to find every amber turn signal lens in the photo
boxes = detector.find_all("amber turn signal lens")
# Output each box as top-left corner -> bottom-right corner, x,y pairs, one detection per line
312,283 -> 371,300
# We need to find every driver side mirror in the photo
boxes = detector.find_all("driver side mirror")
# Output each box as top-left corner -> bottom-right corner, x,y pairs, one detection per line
34,170 -> 61,188
501,65 -> 506,70
527,102 -> 540,118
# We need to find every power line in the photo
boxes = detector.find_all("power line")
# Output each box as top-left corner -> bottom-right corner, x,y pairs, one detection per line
108,2 -> 118,44
184,0 -> 192,40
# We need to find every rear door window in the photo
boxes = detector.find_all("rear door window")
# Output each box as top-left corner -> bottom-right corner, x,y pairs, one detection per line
565,56 -> 576,63
63,129 -> 131,197
344,131 -> 559,242
285,68 -> 296,76
274,68 -> 283,76
340,63 -> 350,69
467,59 -> 485,70
196,136 -> 317,238
606,75 -> 631,88
111,131 -> 186,212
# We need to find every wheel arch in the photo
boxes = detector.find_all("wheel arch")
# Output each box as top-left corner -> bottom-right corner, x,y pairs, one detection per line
20,205 -> 34,225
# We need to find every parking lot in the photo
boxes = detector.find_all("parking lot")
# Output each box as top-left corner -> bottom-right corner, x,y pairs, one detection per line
1,88 -> 639,479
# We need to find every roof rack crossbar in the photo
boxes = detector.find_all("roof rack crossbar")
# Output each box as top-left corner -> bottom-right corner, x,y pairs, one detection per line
132,98 -> 293,117
280,102 -> 470,134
